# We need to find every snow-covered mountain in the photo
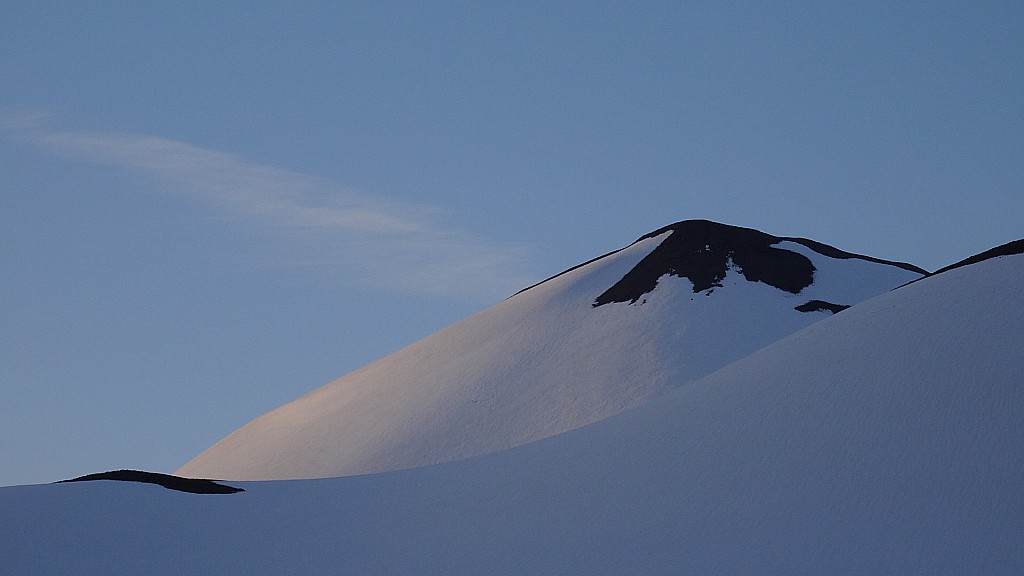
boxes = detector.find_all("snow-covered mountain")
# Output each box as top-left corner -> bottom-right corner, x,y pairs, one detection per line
176,220 -> 925,481
2,223 -> 1021,575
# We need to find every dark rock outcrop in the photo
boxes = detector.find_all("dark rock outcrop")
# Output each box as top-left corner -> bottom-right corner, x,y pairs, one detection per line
795,300 -> 850,314
58,470 -> 244,494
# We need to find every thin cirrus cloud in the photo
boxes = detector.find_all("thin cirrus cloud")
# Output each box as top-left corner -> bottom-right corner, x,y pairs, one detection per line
8,119 -> 535,299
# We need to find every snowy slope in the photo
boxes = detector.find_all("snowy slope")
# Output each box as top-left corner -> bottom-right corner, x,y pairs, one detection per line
3,242 -> 1021,575
177,220 -> 923,480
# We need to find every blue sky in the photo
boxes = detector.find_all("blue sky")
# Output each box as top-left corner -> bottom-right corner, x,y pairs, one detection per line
2,1 -> 1021,486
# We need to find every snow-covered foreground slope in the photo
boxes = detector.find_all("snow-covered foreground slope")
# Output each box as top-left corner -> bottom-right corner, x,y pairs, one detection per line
178,220 -> 923,480
4,248 -> 1020,575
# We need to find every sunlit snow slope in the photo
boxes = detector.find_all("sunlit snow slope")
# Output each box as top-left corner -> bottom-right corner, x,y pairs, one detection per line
178,220 -> 923,480
3,241 -> 1020,576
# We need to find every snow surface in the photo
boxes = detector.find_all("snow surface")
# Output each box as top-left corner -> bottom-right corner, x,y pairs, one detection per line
177,228 -> 922,480
2,250 -> 1021,575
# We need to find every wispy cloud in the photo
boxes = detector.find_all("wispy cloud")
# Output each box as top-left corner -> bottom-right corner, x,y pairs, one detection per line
5,118 -> 535,299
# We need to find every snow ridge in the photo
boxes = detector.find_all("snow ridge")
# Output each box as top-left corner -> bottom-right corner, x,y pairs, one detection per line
176,220 -> 924,481
2,237 -> 1021,576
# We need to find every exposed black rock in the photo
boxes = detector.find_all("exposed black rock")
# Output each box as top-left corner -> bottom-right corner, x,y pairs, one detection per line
929,239 -> 1024,276
589,220 -> 928,307
57,470 -> 244,494
896,238 -> 1023,290
781,237 -> 926,274
511,219 -> 927,304
594,221 -> 816,306
795,300 -> 850,314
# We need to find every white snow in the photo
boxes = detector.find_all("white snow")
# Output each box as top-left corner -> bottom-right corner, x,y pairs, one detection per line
176,230 -> 922,480
2,250 -> 1021,575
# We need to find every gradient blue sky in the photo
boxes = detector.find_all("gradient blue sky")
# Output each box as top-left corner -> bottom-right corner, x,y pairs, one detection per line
2,1 -> 1021,486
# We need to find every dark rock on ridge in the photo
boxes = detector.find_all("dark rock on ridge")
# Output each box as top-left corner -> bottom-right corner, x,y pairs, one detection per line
592,220 -> 926,308
594,220 -> 816,306
515,220 -> 925,304
58,470 -> 244,494
929,239 -> 1024,276
778,236 -> 925,274
896,238 -> 1023,290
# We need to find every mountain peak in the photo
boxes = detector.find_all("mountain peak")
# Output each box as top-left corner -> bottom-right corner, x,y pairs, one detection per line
176,218 -> 927,481
595,220 -> 813,305
595,220 -> 927,307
